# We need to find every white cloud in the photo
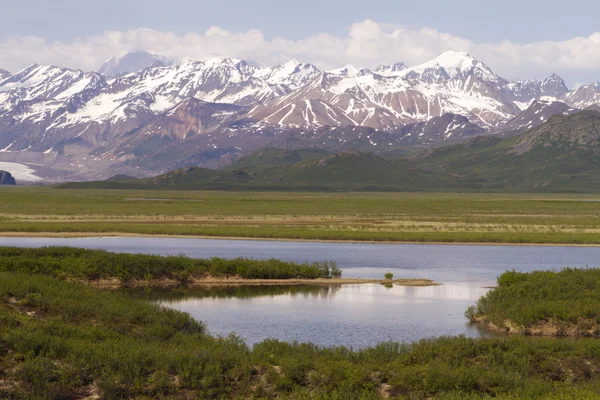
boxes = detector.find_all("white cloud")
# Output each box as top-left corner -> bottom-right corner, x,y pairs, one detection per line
1,19 -> 600,84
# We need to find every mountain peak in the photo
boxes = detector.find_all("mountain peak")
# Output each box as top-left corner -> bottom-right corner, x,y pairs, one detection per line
428,51 -> 477,72
204,57 -> 232,67
99,51 -> 173,76
435,50 -> 473,61
285,58 -> 301,66
376,62 -> 407,75
329,64 -> 361,77
401,50 -> 495,81
540,73 -> 568,98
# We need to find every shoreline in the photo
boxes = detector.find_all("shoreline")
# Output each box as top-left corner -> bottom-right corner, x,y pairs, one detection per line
1,231 -> 600,247
470,316 -> 600,338
86,277 -> 441,288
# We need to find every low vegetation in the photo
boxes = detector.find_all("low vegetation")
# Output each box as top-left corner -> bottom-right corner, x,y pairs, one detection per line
3,189 -> 600,244
3,272 -> 600,399
0,246 -> 341,283
467,268 -> 600,336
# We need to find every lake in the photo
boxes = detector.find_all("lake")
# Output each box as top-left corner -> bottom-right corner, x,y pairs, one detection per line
2,236 -> 598,347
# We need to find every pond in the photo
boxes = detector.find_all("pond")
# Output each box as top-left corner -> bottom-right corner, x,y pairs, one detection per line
3,236 -> 598,347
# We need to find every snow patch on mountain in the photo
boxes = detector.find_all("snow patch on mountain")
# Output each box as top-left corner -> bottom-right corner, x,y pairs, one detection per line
0,162 -> 41,181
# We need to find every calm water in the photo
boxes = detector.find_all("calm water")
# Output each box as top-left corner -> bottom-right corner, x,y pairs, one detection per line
137,283 -> 492,348
2,236 -> 599,347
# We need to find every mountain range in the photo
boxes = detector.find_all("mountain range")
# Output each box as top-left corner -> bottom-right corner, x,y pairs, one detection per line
60,110 -> 600,193
1,50 -> 600,182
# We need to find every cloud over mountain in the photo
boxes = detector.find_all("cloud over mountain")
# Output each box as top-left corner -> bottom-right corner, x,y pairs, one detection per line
1,20 -> 600,85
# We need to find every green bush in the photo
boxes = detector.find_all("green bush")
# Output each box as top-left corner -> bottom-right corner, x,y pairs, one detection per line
384,272 -> 394,280
468,267 -> 600,332
0,246 -> 340,282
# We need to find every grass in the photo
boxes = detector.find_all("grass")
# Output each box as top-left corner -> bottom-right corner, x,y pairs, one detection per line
2,188 -> 600,244
467,268 -> 600,336
4,272 -> 600,399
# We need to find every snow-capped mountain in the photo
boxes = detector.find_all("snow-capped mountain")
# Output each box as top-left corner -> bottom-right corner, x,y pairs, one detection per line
0,69 -> 10,80
1,50 -> 600,181
252,52 -> 521,129
501,100 -> 578,133
564,82 -> 600,110
98,51 -> 174,77
506,74 -> 570,110
376,62 -> 407,75
252,59 -> 321,89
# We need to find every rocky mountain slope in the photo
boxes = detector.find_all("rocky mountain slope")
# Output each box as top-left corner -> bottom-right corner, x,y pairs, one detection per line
500,100 -> 578,134
1,51 -> 600,181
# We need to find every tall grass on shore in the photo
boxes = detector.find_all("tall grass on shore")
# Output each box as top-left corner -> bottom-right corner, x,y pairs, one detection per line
6,222 -> 600,244
0,246 -> 341,282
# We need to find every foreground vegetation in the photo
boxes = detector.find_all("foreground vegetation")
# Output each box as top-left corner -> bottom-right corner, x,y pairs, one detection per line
468,268 -> 600,336
0,246 -> 341,283
3,188 -> 600,244
4,272 -> 600,399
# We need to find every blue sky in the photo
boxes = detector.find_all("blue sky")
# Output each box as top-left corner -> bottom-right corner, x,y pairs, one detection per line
3,0 -> 599,43
1,0 -> 600,85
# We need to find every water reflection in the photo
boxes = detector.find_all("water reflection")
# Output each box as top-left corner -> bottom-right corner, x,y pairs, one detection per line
127,284 -> 341,302
142,283 -> 492,348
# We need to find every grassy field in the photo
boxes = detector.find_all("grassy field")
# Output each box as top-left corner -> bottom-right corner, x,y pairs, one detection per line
2,187 -> 600,243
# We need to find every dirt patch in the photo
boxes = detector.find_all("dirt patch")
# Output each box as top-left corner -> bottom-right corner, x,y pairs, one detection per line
86,276 -> 441,289
472,316 -> 600,337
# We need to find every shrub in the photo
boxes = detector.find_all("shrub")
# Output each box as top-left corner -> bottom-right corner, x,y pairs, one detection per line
470,267 -> 600,331
0,246 -> 341,282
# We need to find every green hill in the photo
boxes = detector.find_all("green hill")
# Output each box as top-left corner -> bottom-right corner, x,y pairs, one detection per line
250,149 -> 447,191
59,149 -> 444,191
412,111 -> 600,192
229,147 -> 330,170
